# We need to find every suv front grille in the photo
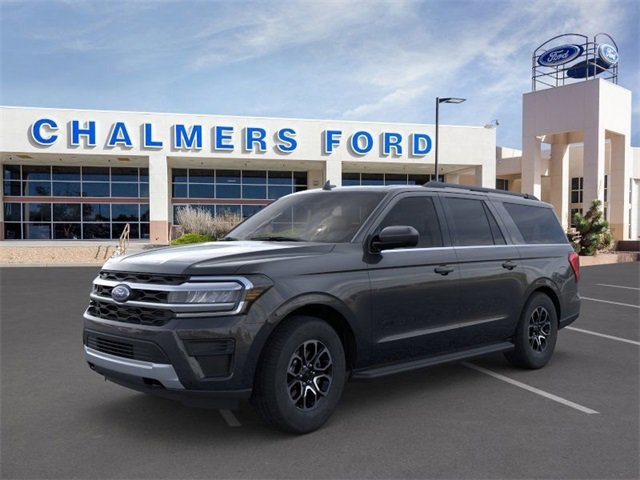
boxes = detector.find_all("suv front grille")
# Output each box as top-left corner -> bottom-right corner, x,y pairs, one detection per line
87,300 -> 173,326
99,271 -> 187,285
94,284 -> 169,303
84,331 -> 169,363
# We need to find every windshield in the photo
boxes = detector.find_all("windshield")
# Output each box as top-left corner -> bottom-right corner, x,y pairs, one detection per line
226,190 -> 385,243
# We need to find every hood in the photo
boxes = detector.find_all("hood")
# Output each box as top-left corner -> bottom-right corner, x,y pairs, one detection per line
102,241 -> 335,275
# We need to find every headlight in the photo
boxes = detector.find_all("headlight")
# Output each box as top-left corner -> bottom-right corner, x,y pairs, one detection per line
168,282 -> 242,304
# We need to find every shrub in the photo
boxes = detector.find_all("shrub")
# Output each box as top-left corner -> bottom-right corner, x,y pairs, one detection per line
174,206 -> 242,239
171,233 -> 215,245
571,199 -> 614,256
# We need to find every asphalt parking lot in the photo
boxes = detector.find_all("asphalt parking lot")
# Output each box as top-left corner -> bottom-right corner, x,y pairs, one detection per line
1,263 -> 638,479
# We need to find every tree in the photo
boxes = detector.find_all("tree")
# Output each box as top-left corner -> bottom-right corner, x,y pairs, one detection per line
572,199 -> 613,256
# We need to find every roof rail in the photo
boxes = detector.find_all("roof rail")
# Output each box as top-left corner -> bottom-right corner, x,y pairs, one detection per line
423,181 -> 539,200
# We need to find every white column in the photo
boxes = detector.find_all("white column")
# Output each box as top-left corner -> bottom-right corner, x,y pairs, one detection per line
521,135 -> 542,198
549,139 -> 570,230
324,158 -> 343,187
582,125 -> 606,211
609,134 -> 631,239
474,163 -> 495,189
148,154 -> 170,244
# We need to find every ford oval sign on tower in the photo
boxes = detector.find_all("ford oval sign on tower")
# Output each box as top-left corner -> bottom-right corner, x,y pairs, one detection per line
537,44 -> 584,67
532,33 -> 619,91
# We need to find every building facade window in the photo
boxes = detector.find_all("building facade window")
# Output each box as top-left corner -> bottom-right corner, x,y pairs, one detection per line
341,172 -> 441,186
2,164 -> 149,240
496,179 -> 509,191
570,177 -> 583,203
170,168 -> 308,222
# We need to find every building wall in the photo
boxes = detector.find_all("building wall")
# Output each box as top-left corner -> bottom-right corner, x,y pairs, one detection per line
0,106 -> 496,243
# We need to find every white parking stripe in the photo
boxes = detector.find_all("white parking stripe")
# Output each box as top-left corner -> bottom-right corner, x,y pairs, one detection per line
219,409 -> 242,427
582,297 -> 640,309
596,283 -> 640,291
462,362 -> 599,415
566,326 -> 640,346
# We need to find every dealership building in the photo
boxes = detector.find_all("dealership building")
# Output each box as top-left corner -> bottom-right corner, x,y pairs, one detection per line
1,35 -> 638,244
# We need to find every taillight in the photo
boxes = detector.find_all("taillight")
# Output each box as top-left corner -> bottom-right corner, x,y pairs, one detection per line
569,252 -> 580,282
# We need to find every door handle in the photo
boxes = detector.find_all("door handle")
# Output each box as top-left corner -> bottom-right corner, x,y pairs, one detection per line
502,261 -> 517,270
434,265 -> 455,276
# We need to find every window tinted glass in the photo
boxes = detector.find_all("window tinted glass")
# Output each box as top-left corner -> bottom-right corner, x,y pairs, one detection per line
379,196 -> 443,247
503,203 -> 567,244
442,197 -> 494,246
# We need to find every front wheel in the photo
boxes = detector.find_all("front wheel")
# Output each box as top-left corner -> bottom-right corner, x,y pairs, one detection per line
505,293 -> 558,369
252,316 -> 346,434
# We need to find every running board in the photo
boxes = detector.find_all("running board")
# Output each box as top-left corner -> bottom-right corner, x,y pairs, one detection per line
351,342 -> 514,381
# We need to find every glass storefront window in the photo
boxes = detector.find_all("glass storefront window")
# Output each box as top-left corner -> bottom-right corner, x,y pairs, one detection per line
111,167 -> 139,182
242,185 -> 267,199
112,204 -> 139,222
217,184 -> 241,198
26,223 -> 51,239
26,181 -> 51,196
216,170 -> 241,184
268,185 -> 294,199
172,183 -> 188,198
28,203 -> 51,221
54,223 -> 81,239
268,171 -> 293,185
83,203 -> 110,221
4,203 -> 21,221
3,181 -> 23,196
189,169 -> 215,183
23,166 -> 51,181
53,182 -> 81,196
53,204 -> 81,222
242,170 -> 267,184
82,182 -> 110,197
3,165 -> 21,180
4,223 -> 22,239
83,223 -> 111,239
189,184 -> 214,198
52,166 -> 80,181
82,167 -> 110,181
111,183 -> 139,197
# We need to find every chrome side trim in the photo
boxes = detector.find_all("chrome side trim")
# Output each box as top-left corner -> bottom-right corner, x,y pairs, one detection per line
84,346 -> 184,390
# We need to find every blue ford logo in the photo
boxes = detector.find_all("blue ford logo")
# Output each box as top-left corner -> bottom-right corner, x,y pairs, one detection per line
111,284 -> 132,303
538,44 -> 583,67
597,44 -> 618,67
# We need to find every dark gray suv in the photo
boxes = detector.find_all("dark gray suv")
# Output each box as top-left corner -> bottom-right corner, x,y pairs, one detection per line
83,182 -> 581,433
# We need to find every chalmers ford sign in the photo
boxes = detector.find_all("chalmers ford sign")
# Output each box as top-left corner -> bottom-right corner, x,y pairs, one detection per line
29,118 -> 434,157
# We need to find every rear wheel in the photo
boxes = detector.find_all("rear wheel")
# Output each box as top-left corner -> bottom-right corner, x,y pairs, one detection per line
505,293 -> 558,369
252,316 -> 346,434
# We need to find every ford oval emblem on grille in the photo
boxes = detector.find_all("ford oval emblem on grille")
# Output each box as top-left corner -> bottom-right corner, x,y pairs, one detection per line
111,284 -> 132,303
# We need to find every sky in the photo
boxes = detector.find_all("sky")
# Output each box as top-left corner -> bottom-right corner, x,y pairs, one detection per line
1,0 -> 638,149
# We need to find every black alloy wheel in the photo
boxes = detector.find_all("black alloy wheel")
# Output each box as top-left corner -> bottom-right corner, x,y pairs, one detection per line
505,293 -> 558,369
253,316 -> 346,434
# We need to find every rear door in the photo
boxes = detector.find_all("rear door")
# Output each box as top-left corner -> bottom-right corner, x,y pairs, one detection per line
438,194 -> 527,347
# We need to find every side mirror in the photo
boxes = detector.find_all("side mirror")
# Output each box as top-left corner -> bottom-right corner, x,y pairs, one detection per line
371,225 -> 419,252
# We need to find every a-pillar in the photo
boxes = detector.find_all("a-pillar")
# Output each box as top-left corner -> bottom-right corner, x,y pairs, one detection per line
521,135 -> 543,199
148,154 -> 170,244
549,136 -> 570,230
609,133 -> 631,239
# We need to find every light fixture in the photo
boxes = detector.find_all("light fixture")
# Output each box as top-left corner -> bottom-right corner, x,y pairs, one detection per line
435,97 -> 466,182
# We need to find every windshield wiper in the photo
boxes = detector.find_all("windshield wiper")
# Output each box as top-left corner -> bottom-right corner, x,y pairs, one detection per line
220,236 -> 238,241
249,236 -> 303,242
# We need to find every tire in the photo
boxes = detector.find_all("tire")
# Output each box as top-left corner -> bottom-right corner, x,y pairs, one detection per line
505,293 -> 558,369
252,316 -> 346,434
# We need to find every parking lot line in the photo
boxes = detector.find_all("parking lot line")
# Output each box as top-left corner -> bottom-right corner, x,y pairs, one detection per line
596,283 -> 640,291
219,409 -> 242,427
566,326 -> 640,346
582,297 -> 640,309
462,362 -> 599,415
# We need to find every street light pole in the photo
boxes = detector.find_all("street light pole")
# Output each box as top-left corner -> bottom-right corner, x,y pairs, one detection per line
434,96 -> 466,182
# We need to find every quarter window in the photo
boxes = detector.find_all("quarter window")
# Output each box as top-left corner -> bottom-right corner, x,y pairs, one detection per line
503,202 -> 567,244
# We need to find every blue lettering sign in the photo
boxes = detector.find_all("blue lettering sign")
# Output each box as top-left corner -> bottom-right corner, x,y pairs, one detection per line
244,127 -> 267,152
215,126 -> 234,150
71,120 -> 97,147
383,132 -> 403,156
412,133 -> 432,156
275,128 -> 297,153
350,131 -> 373,155
107,122 -> 133,147
31,118 -> 58,145
323,130 -> 342,154
143,123 -> 163,148
174,124 -> 203,149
